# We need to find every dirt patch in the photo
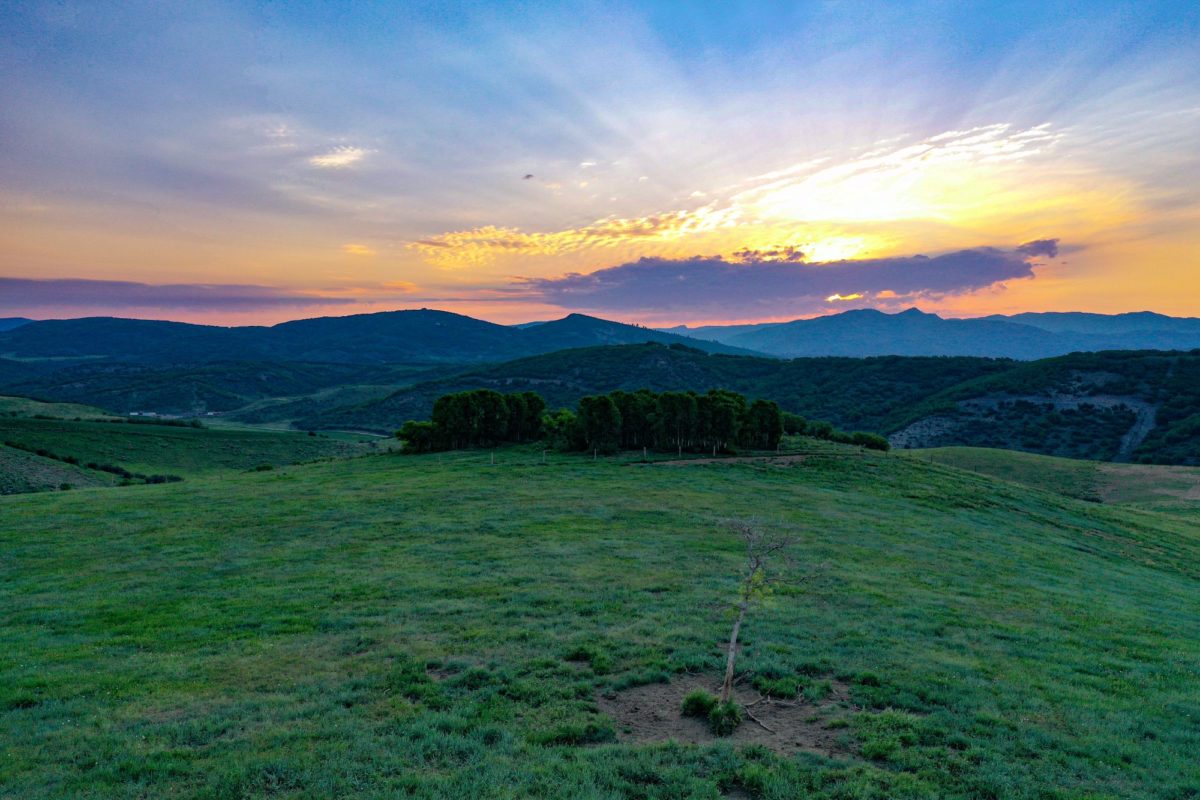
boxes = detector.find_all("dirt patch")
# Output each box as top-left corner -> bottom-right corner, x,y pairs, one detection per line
598,674 -> 856,757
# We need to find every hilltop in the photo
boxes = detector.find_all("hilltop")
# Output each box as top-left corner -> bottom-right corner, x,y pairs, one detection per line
2,442 -> 1196,797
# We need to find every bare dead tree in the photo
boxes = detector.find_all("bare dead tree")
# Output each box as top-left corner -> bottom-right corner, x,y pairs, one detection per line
717,520 -> 813,705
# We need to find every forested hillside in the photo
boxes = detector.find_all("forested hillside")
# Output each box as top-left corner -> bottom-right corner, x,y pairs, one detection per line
0,361 -> 446,416
889,350 -> 1200,464
0,310 -> 750,364
299,343 -> 1008,434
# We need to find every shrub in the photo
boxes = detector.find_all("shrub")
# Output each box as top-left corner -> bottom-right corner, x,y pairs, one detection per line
680,689 -> 718,718
708,700 -> 743,736
851,431 -> 891,451
253,463 -> 274,472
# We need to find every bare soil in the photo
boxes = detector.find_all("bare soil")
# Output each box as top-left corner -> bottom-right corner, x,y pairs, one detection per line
598,674 -> 856,757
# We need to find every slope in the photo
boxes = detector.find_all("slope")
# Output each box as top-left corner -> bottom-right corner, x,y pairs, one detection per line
300,342 -> 1008,433
0,416 -> 376,478
1,446 -> 1196,798
0,443 -> 120,494
0,318 -> 32,333
888,350 -> 1200,464
0,361 -> 440,416
910,446 -> 1200,516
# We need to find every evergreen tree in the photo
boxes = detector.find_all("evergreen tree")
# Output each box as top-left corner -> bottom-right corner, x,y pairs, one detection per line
578,395 -> 622,454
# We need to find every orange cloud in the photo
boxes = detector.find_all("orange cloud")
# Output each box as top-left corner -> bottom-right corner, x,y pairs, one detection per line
407,124 -> 1132,278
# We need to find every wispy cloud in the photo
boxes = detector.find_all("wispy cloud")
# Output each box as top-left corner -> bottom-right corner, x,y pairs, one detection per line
342,243 -> 376,256
409,125 -> 1083,270
309,146 -> 369,168
0,278 -> 355,313
410,205 -> 740,269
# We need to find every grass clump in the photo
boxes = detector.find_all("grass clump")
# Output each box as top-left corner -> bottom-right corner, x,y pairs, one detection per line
708,700 -> 743,736
680,688 -> 718,718
752,673 -> 806,698
529,720 -> 616,746
855,709 -> 923,762
804,679 -> 833,702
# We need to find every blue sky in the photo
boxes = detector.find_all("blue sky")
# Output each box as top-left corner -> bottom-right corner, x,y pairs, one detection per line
1,1 -> 1198,324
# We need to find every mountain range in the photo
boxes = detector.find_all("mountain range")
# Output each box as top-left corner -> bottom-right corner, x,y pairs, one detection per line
0,310 -> 752,363
3,307 -> 1199,365
665,308 -> 1200,358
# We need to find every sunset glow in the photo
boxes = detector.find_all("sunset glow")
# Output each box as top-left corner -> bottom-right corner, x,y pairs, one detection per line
1,2 -> 1197,325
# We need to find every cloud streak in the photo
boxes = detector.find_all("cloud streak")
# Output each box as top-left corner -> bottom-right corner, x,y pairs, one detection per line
519,247 -> 1040,318
309,146 -> 369,168
0,278 -> 356,313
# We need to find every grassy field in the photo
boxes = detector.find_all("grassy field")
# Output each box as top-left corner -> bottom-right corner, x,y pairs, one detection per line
2,443 -> 1197,798
0,444 -> 120,494
913,446 -> 1200,517
0,416 -> 381,478
0,394 -> 116,420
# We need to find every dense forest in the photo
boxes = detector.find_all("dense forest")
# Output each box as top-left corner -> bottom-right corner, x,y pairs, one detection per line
310,343 -> 1008,434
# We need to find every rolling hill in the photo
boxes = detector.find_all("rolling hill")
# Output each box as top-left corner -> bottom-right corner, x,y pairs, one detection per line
0,414 -> 380,484
0,361 -> 444,416
298,345 -> 1200,465
0,310 -> 755,364
888,350 -> 1200,464
0,443 -> 120,494
1,442 -> 1197,797
908,446 -> 1200,516
298,343 -> 1011,433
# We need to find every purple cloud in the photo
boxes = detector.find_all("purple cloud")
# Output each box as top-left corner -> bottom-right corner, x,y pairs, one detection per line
520,247 -> 1041,317
1016,238 -> 1059,258
0,278 -> 355,313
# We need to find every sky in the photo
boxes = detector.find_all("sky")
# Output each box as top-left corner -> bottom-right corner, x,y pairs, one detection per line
1,0 -> 1198,326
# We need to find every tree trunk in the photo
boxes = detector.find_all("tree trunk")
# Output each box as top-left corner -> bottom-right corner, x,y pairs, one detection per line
720,601 -> 748,703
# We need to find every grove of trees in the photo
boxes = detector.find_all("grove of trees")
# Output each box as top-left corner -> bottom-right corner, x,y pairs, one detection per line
397,386 -> 890,455
396,389 -> 546,453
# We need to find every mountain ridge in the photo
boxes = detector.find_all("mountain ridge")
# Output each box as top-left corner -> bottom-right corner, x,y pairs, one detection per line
666,308 -> 1200,358
0,309 -> 756,364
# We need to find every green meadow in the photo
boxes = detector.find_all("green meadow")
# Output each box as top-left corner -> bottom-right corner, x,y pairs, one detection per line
0,416 -> 377,478
2,444 -> 1198,798
0,395 -> 117,420
914,446 -> 1200,517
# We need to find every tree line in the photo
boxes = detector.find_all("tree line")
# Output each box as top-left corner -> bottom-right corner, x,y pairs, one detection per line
397,387 -> 889,455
